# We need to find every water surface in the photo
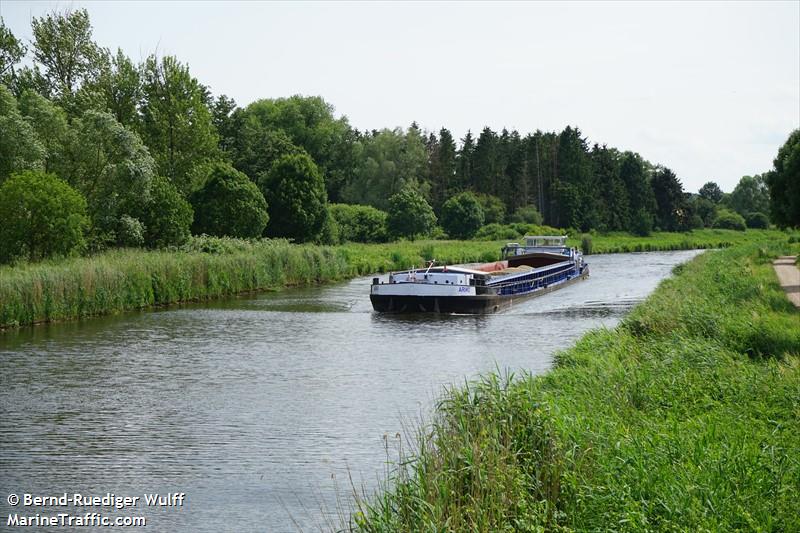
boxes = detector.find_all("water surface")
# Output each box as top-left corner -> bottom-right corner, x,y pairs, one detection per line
0,250 -> 700,531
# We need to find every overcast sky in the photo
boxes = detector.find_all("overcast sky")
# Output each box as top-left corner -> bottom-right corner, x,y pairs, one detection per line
2,1 -> 798,193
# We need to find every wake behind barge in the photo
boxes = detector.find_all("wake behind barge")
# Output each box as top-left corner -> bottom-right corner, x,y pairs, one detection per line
370,236 -> 589,314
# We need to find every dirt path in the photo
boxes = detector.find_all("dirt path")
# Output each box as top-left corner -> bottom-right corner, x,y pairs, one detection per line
773,256 -> 800,308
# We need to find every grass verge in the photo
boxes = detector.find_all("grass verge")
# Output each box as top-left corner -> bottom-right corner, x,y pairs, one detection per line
349,237 -> 800,532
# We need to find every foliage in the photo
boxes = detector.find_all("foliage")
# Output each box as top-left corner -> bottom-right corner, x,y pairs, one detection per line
17,89 -> 69,172
260,152 -> 328,242
713,208 -> 747,231
135,175 -> 193,248
765,129 -> 800,228
472,223 -> 562,241
0,19 -> 27,86
115,214 -> 145,247
744,211 -> 770,229
238,95 -> 357,201
509,205 -> 543,225
690,195 -> 717,227
0,170 -> 87,263
351,240 -> 800,531
139,55 -> 220,193
0,85 -> 46,181
474,193 -> 506,224
29,8 -> 106,105
189,163 -> 268,238
329,203 -> 388,243
651,166 -> 686,231
387,187 -> 437,240
343,126 -> 429,210
94,48 -> 142,128
630,208 -> 653,236
57,110 -> 155,244
698,181 -> 724,203
440,192 -> 485,239
726,174 -> 770,218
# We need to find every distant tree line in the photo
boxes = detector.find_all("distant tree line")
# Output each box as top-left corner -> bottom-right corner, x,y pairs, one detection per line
0,9 -> 796,264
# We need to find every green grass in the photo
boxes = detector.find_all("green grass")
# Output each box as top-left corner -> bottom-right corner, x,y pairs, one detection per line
349,237 -> 800,532
0,229 -> 791,329
566,228 -> 790,254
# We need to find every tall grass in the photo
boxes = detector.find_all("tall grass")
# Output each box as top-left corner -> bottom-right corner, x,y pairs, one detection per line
349,238 -> 800,531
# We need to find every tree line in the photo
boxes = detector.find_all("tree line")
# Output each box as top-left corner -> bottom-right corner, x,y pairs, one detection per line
0,9 -> 797,264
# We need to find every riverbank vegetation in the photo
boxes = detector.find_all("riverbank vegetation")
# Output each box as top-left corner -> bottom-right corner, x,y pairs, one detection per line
2,229 -> 793,329
349,239 -> 800,531
1,9 -> 798,270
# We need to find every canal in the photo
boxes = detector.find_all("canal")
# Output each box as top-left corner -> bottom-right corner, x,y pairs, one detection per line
0,250 -> 700,531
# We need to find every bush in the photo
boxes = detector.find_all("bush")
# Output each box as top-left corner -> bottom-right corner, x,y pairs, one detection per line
0,170 -> 88,263
136,175 -> 193,248
260,152 -> 328,243
318,211 -> 340,245
115,215 -> 145,247
329,203 -> 388,243
713,208 -> 747,231
474,223 -> 520,241
387,187 -> 437,240
744,212 -> 770,229
509,205 -> 543,225
190,162 -> 269,238
475,193 -> 506,224
474,223 -> 563,241
440,192 -> 485,239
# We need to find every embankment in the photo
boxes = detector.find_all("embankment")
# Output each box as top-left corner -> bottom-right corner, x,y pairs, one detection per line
351,238 -> 800,531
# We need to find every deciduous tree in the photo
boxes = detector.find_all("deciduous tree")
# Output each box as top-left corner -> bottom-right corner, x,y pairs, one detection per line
190,163 -> 268,238
0,170 -> 87,263
387,187 -> 437,240
260,153 -> 328,242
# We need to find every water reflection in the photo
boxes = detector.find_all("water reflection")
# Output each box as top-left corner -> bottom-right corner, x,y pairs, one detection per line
0,250 -> 701,532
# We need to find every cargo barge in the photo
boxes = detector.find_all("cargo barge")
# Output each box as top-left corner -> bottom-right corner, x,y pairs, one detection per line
370,236 -> 589,314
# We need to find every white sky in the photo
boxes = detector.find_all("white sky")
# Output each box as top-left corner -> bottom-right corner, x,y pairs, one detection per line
2,0 -> 798,193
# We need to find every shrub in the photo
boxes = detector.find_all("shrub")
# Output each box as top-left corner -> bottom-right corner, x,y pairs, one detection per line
509,205 -> 543,225
329,203 -> 388,243
474,223 -> 520,241
440,192 -> 485,239
0,170 -> 87,263
475,193 -> 506,224
387,187 -> 437,240
115,215 -> 145,247
189,162 -> 269,238
136,175 -> 193,248
260,152 -> 328,243
318,211 -> 340,245
713,208 -> 747,231
744,212 -> 770,229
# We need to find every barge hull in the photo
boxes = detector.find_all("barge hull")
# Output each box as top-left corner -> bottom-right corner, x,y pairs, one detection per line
371,269 -> 589,314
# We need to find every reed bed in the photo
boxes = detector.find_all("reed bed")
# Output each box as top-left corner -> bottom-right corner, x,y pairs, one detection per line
349,238 -> 800,532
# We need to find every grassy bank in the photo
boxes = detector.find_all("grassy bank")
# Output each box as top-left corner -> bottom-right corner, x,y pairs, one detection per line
0,229 -> 791,329
566,227 -> 789,254
350,239 -> 800,531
